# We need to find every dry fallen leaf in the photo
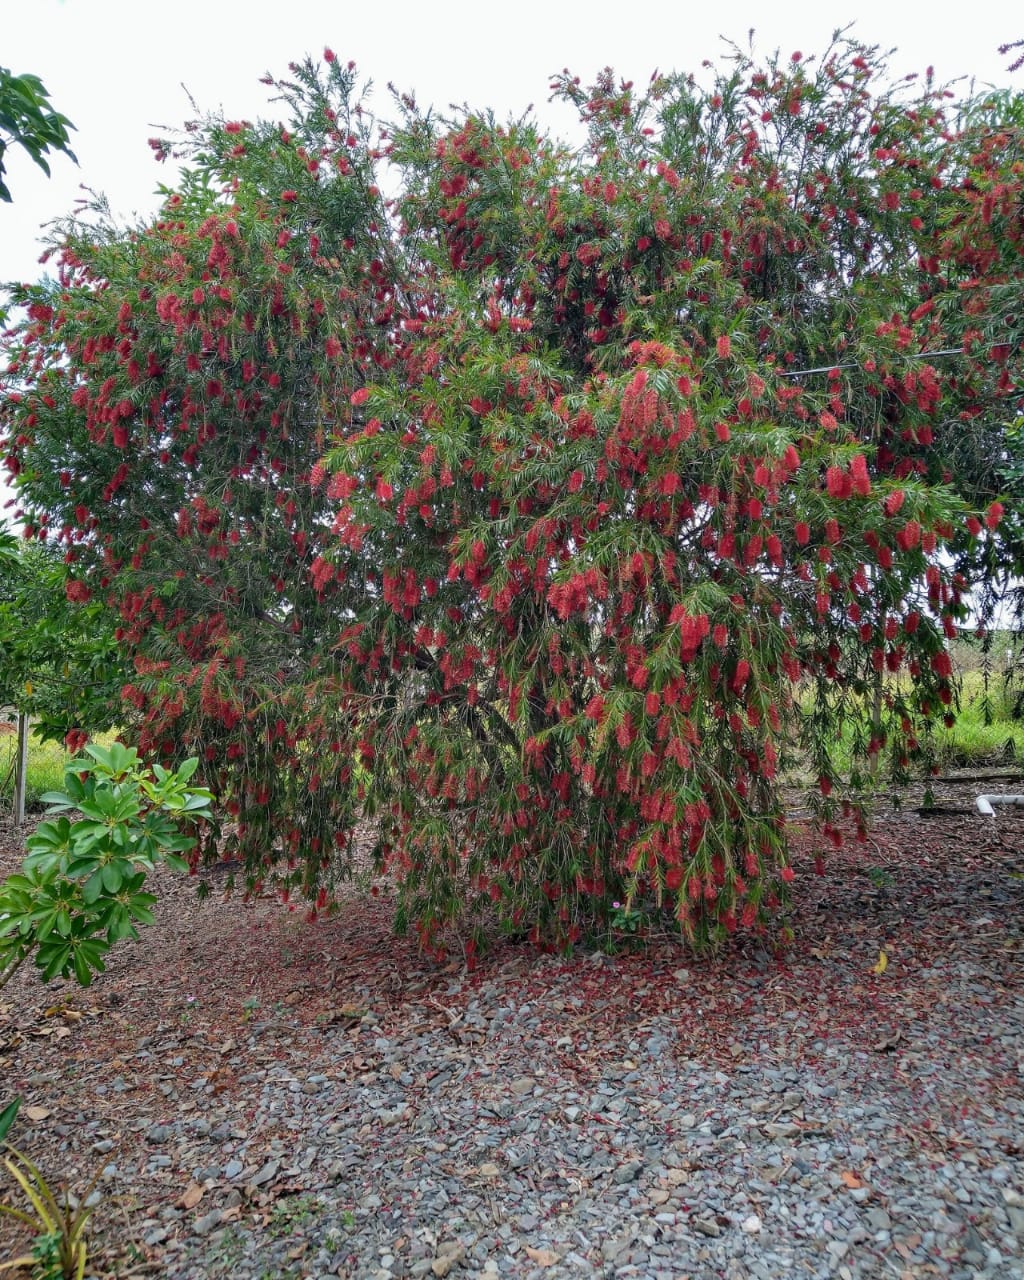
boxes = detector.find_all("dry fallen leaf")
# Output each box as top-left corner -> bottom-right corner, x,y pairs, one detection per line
840,1170 -> 863,1189
524,1246 -> 559,1267
871,949 -> 888,975
25,1105 -> 50,1122
874,1029 -> 903,1053
177,1182 -> 204,1210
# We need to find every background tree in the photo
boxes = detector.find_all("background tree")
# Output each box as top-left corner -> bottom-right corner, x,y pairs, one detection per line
0,66 -> 76,203
1,39 -> 1019,952
0,530 -> 126,748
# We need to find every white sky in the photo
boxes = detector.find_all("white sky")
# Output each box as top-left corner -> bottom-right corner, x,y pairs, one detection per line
0,0 -> 1017,522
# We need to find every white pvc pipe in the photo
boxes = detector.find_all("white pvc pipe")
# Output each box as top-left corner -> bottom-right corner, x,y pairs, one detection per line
976,794 -> 1024,816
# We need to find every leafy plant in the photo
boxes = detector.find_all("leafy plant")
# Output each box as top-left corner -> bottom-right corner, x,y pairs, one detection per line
0,1142 -> 102,1280
0,744 -> 212,990
0,1098 -> 19,1143
0,65 -> 76,203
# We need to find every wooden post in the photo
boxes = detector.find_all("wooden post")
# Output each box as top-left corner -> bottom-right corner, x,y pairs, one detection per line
13,712 -> 28,828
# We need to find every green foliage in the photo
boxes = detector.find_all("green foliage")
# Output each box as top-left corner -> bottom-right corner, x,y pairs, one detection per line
0,1099 -> 19,1144
1,39 -> 1020,953
0,746 -> 212,989
0,531 -> 127,747
0,66 -> 77,203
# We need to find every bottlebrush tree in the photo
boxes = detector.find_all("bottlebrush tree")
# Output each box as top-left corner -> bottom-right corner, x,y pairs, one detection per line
2,39 -> 1020,952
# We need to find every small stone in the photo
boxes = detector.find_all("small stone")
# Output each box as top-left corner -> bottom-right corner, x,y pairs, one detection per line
741,1214 -> 762,1234
649,1189 -> 671,1205
192,1209 -> 222,1236
692,1218 -> 721,1238
224,1160 -> 243,1179
145,1125 -> 173,1144
250,1158 -> 280,1187
613,1160 -> 643,1185
478,1163 -> 501,1177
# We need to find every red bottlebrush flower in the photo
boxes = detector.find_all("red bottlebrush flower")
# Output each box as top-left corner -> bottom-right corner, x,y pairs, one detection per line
325,336 -> 342,359
65,579 -> 91,604
281,190 -> 299,202
585,694 -> 605,721
931,651 -> 953,678
714,422 -> 730,442
966,515 -> 983,536
986,501 -> 1004,530
716,334 -> 732,359
375,478 -> 393,501
826,466 -> 849,499
324,47 -> 336,63
224,121 -> 246,134
896,520 -> 921,551
819,775 -> 832,797
645,691 -> 660,717
351,387 -> 370,405
795,522 -> 810,546
732,659 -> 751,693
713,623 -> 728,648
567,469 -> 584,493
780,865 -> 796,883
849,454 -> 871,497
883,489 -> 905,517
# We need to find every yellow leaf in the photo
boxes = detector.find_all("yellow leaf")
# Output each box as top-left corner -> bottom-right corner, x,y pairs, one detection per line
871,950 -> 888,975
24,681 -> 32,695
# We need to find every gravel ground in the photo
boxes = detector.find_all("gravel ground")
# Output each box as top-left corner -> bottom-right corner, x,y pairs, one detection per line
1,785 -> 1022,1279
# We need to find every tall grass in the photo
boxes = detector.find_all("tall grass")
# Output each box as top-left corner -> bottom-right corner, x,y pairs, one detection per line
0,729 -> 69,812
933,668 -> 1024,767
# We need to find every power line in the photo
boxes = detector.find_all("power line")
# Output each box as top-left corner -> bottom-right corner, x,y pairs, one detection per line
779,348 -> 968,378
